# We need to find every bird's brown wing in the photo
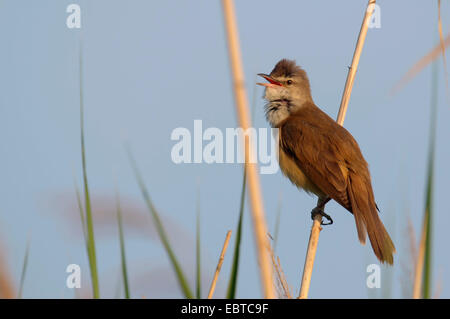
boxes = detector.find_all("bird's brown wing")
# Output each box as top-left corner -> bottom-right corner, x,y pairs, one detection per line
279,108 -> 359,212
280,105 -> 396,265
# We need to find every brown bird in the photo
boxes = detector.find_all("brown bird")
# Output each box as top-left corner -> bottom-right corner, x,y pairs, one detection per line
257,59 -> 395,264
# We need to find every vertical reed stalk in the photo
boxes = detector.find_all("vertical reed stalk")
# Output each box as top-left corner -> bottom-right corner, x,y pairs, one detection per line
298,0 -> 376,299
207,230 -> 232,299
221,0 -> 275,298
413,217 -> 428,298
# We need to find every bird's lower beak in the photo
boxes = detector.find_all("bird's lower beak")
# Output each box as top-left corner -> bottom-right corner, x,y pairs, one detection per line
257,73 -> 283,88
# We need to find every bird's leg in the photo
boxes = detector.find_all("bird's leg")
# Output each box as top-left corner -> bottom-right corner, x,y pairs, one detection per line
310,197 -> 333,225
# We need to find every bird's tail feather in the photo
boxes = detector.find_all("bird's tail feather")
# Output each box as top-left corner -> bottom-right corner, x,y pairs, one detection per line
348,173 -> 396,265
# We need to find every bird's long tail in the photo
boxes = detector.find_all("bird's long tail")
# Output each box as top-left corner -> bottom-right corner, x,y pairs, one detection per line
347,172 -> 396,265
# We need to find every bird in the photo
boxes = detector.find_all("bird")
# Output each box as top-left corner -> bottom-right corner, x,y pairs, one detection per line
257,59 -> 395,264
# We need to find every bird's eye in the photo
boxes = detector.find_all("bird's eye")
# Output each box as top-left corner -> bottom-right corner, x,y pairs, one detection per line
287,80 -> 293,85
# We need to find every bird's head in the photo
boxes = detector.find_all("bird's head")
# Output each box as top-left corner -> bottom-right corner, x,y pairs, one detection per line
258,59 -> 312,127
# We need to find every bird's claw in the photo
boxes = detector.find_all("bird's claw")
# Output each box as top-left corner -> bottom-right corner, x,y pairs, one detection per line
311,207 -> 333,225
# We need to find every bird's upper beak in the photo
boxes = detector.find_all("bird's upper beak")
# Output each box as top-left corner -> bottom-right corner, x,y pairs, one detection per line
257,73 -> 283,88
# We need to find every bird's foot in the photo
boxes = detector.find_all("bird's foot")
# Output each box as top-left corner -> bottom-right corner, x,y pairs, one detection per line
311,207 -> 333,225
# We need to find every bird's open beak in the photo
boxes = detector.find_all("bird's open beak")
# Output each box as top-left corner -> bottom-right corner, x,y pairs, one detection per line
257,73 -> 283,88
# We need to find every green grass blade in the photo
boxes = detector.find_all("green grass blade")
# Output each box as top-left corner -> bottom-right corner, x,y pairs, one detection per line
423,58 -> 438,299
116,192 -> 130,299
18,237 -> 30,299
74,180 -> 90,272
74,180 -> 88,247
226,165 -> 246,299
127,147 -> 194,299
79,47 -> 100,299
195,188 -> 201,299
225,78 -> 258,299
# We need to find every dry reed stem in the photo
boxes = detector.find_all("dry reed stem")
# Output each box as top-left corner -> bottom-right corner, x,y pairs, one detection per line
413,214 -> 428,299
207,230 -> 232,299
390,32 -> 450,95
437,0 -> 449,100
276,256 -> 292,298
0,277 -> 14,299
298,213 -> 322,299
0,252 -> 15,298
267,237 -> 292,299
336,0 -> 377,125
221,0 -> 275,299
298,0 -> 376,299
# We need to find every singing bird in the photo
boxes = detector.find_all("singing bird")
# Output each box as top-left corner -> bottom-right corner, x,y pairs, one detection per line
257,59 -> 395,264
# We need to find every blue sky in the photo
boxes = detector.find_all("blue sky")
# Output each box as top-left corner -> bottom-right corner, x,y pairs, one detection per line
0,0 -> 449,298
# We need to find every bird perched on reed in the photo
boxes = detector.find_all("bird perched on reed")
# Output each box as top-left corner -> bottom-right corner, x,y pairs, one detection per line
257,59 -> 395,264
